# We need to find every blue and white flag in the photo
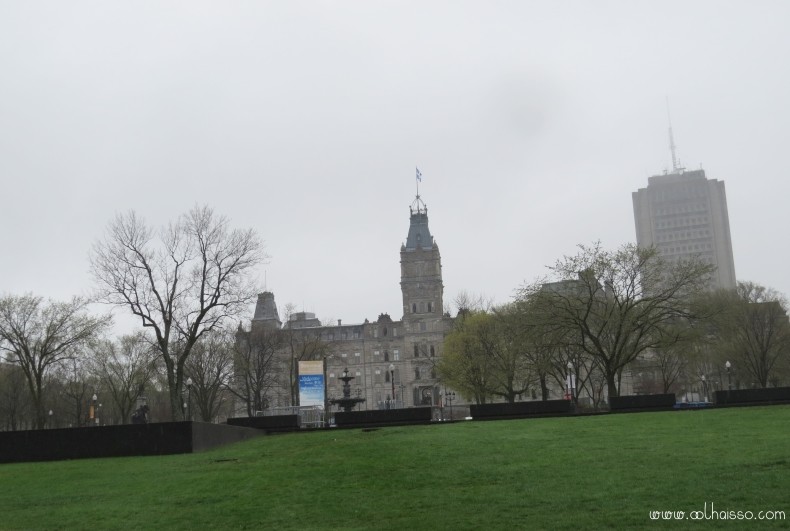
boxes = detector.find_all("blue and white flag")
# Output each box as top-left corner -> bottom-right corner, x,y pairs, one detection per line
416,167 -> 422,182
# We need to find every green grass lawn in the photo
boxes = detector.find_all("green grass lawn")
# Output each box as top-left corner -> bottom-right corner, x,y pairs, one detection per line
1,407 -> 788,530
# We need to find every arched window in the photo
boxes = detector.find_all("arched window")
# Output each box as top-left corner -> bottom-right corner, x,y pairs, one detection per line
412,303 -> 417,314
385,371 -> 391,383
383,327 -> 388,336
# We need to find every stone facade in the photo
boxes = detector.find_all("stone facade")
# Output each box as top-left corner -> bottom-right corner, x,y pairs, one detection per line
241,195 -> 455,412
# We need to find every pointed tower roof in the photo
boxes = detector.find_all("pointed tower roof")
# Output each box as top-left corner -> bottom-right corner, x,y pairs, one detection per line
404,195 -> 434,251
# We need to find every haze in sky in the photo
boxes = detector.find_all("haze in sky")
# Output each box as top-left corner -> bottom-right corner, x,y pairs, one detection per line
1,1 -> 789,334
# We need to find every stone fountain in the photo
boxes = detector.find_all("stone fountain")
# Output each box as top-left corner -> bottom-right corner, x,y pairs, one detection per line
329,368 -> 366,412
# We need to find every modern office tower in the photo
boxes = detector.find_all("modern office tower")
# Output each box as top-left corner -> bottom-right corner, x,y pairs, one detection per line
632,168 -> 736,290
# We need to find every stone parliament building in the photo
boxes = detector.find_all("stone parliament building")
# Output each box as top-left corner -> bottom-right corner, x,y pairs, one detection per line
240,194 -> 455,413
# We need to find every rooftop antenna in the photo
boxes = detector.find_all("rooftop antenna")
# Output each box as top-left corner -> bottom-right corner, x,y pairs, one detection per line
666,97 -> 682,173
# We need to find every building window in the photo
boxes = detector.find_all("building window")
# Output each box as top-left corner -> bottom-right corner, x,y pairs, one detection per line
420,322 -> 427,332
415,367 -> 421,379
383,327 -> 388,337
414,345 -> 419,357
393,349 -> 400,360
430,345 -> 435,357
384,350 -> 389,362
373,328 -> 378,338
393,327 -> 397,336
385,371 -> 391,383
412,303 -> 417,314
341,353 -> 348,358
428,302 -> 433,313
431,368 -> 437,379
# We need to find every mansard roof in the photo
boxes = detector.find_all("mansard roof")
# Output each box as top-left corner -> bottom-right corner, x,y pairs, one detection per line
252,292 -> 281,327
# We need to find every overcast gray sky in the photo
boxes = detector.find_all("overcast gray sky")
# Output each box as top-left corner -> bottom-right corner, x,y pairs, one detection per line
1,1 -> 789,334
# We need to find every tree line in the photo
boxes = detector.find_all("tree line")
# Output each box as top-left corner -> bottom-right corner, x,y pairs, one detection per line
438,243 -> 790,407
3,205 -> 788,426
0,205 -> 265,430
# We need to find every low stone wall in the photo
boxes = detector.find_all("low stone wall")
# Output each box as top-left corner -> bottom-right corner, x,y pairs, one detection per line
714,387 -> 790,407
0,422 -> 261,464
470,400 -> 572,420
227,415 -> 301,432
609,394 -> 676,412
334,407 -> 433,428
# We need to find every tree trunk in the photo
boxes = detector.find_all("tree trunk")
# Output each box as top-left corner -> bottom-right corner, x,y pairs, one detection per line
167,373 -> 185,422
606,373 -> 619,401
540,374 -> 549,401
32,375 -> 45,430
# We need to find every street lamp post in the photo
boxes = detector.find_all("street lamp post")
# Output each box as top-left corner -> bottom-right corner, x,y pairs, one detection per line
725,361 -> 732,391
48,409 -> 53,429
446,391 -> 456,421
322,354 -> 335,427
186,377 -> 193,421
389,363 -> 395,408
90,393 -> 98,426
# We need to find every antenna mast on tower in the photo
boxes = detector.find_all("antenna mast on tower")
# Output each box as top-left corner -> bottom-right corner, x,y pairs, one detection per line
666,97 -> 682,173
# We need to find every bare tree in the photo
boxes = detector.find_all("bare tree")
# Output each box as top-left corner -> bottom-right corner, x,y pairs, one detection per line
713,282 -> 790,387
0,363 -> 30,430
452,291 -> 494,315
276,304 -> 333,407
0,295 -> 110,428
56,358 -> 97,427
483,305 -> 533,402
229,325 -> 284,416
185,329 -> 235,422
509,298 -> 559,401
90,205 -> 265,418
91,333 -> 158,424
283,327 -> 332,407
518,243 -> 714,399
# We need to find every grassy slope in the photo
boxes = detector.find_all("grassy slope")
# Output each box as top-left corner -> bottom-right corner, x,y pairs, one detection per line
1,407 -> 788,530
